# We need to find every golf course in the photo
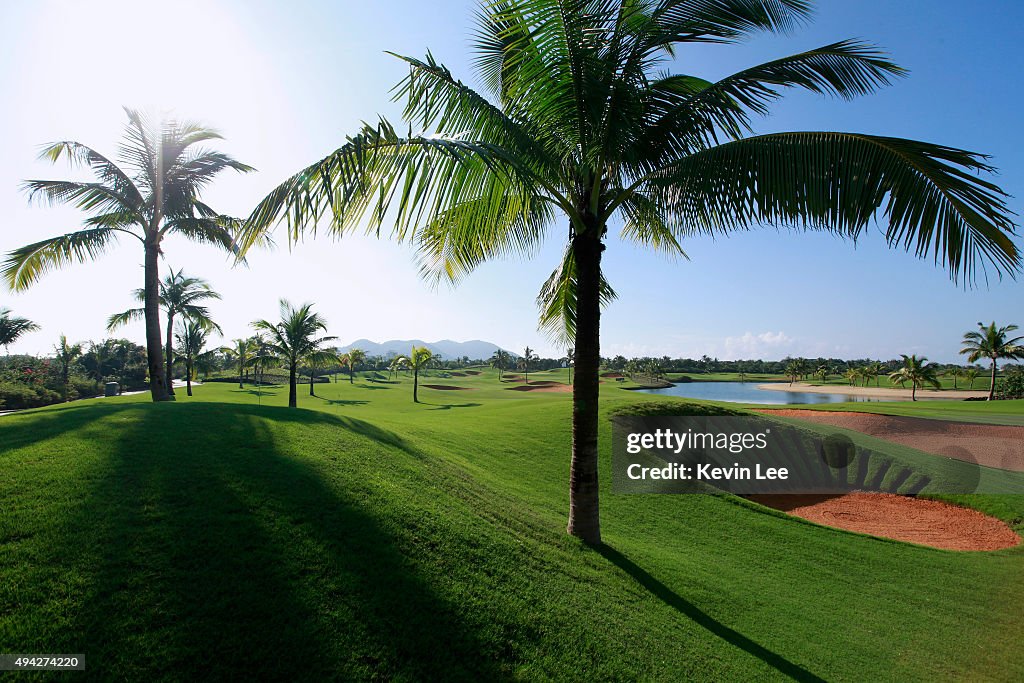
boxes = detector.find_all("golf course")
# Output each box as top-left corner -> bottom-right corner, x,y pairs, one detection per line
2,372 -> 1022,680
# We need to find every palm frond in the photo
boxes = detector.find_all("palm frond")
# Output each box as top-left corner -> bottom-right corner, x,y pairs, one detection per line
537,243 -> 618,344
3,227 -> 121,291
106,307 -> 145,331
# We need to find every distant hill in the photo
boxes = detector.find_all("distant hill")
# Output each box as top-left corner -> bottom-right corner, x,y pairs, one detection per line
337,339 -> 513,361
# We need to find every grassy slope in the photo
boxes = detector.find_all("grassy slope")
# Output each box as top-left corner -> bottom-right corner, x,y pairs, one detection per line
1,370 -> 1022,681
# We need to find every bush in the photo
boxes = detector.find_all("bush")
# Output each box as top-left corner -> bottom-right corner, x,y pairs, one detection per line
68,376 -> 103,400
996,367 -> 1024,400
0,382 -> 62,410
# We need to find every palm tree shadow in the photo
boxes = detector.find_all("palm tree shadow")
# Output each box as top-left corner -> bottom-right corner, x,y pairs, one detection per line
597,545 -> 826,683
318,397 -> 371,407
425,402 -> 483,411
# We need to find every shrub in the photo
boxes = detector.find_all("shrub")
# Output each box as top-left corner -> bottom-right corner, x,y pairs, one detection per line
996,367 -> 1024,400
0,382 -> 62,410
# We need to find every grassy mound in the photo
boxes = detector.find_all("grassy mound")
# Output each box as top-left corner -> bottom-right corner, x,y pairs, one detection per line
1,375 -> 1022,680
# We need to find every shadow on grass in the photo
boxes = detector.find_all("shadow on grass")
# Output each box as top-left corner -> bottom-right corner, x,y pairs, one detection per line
598,545 -> 826,683
425,402 -> 483,411
53,402 -> 498,680
319,398 -> 371,407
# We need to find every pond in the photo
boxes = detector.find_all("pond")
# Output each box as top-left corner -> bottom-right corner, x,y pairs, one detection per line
635,381 -> 876,405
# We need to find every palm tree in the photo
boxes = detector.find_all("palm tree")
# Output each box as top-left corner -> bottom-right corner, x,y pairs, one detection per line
564,347 -> 575,384
814,364 -> 829,383
343,348 -> 367,384
53,334 -> 83,401
489,349 -> 511,380
303,349 -> 339,397
843,368 -> 858,387
223,338 -> 257,389
0,308 -> 39,352
4,109 -> 254,401
108,268 -> 222,395
174,320 -> 210,397
388,355 -> 407,381
238,0 -> 1020,544
784,360 -> 801,386
960,322 -> 1024,400
944,366 -> 963,390
889,354 -> 941,401
519,346 -> 538,384
253,300 -> 337,408
396,346 -> 433,403
965,368 -> 981,390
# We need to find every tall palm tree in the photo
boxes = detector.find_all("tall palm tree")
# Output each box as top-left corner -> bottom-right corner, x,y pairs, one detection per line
53,334 -> 83,401
253,300 -> 336,408
174,320 -> 210,397
396,346 -> 433,403
344,348 -> 367,384
4,108 -> 254,401
960,321 -> 1024,400
0,308 -> 39,352
223,338 -> 257,389
108,268 -> 222,395
238,0 -> 1020,544
519,345 -> 538,384
889,354 -> 941,401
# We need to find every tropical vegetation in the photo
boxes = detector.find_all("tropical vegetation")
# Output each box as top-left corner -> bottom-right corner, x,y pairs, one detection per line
961,321 -> 1024,400
253,300 -> 336,408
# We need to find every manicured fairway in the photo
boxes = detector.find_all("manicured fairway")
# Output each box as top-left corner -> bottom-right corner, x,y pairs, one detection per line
1,371 -> 1022,681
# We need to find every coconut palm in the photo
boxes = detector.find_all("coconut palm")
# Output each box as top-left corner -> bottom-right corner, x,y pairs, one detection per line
303,349 -> 339,397
519,346 -> 538,384
343,348 -> 367,384
814,364 -> 829,383
0,308 -> 39,352
944,366 -> 963,390
489,349 -> 511,380
965,368 -> 981,390
174,320 -> 210,397
960,321 -> 1024,401
843,368 -> 858,387
223,338 -> 257,389
395,346 -> 433,402
108,268 -> 222,395
53,334 -> 83,401
238,0 -> 1020,543
253,300 -> 337,408
564,347 -> 575,384
888,354 -> 941,401
4,109 -> 254,401
388,355 -> 407,381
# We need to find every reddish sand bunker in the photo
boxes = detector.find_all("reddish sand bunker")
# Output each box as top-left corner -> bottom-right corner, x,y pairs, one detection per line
505,383 -> 572,393
751,492 -> 1020,551
421,384 -> 473,391
757,410 -> 1024,472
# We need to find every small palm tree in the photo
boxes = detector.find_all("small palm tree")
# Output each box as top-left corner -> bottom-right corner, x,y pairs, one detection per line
388,355 -> 407,381
843,368 -> 858,387
815,364 -> 829,383
960,321 -> 1024,400
303,349 -> 339,397
865,361 -> 884,387
223,338 -> 257,389
489,349 -> 510,380
396,346 -> 433,403
53,334 -> 83,401
175,321 -> 210,397
0,308 -> 39,352
4,109 -> 254,401
785,360 -> 801,386
889,354 -> 941,401
965,367 -> 981,390
519,346 -> 537,384
564,347 -> 575,384
944,366 -> 963,390
344,348 -> 367,384
253,300 -> 337,407
108,269 -> 222,395
237,0 -> 1020,544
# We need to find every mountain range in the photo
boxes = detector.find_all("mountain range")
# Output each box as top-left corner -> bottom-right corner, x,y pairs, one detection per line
336,339 -> 513,360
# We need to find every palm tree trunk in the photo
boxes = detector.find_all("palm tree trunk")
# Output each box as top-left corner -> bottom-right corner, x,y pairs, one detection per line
310,369 -> 315,396
350,364 -> 354,384
165,312 -> 175,395
989,360 -> 997,401
186,360 -> 193,396
413,368 -> 419,403
143,239 -> 171,401
239,361 -> 244,389
567,228 -> 602,545
288,361 -> 297,408
912,383 -> 917,401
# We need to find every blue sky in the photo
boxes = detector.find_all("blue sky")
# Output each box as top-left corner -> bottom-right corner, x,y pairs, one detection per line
1,0 -> 1021,362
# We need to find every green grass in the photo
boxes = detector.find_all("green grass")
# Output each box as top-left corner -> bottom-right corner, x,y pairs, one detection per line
745,397 -> 1024,426
2,370 -> 1022,681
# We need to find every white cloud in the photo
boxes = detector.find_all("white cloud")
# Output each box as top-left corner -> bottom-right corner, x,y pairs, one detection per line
722,331 -> 795,359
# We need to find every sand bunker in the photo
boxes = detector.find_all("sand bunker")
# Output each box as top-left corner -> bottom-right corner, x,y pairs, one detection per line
421,384 -> 473,391
448,372 -> 467,377
757,410 -> 1024,472
750,493 -> 1019,551
505,383 -> 572,393
464,370 -> 481,375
